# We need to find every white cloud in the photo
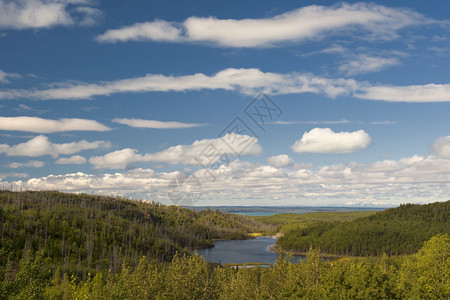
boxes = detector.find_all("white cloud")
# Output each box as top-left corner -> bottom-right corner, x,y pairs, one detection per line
0,135 -> 111,158
4,153 -> 450,206
275,119 -> 397,125
0,172 -> 28,179
18,104 -> 32,111
8,160 -> 44,168
55,155 -> 86,165
0,0 -> 102,30
338,54 -> 400,76
0,116 -> 111,133
0,69 -> 20,83
274,119 -> 351,125
356,83 -> 450,102
305,45 -> 405,76
267,154 -> 294,168
89,148 -> 144,169
432,136 -> 450,159
74,6 -> 102,26
89,133 -> 262,169
267,154 -> 313,170
0,67 -> 449,102
96,3 -> 427,47
112,118 -> 206,129
0,68 -> 359,100
291,128 -> 371,154
96,20 -> 183,43
370,120 -> 397,125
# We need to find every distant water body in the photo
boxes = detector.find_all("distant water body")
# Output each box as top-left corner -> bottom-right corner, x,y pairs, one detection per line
229,211 -> 307,217
195,236 -> 302,265
188,206 -> 386,217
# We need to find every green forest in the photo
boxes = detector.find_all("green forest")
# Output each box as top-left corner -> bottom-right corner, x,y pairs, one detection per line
2,235 -> 449,299
277,201 -> 450,256
0,191 -> 449,299
253,210 -> 378,233
0,190 -> 274,280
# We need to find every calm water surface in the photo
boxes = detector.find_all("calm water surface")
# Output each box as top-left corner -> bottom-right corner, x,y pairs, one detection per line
195,236 -> 302,265
229,211 -> 308,216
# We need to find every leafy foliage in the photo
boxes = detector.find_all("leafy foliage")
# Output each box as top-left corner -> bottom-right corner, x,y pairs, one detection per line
253,211 -> 377,233
1,191 -> 448,299
278,201 -> 450,256
0,190 -> 274,280
1,234 -> 448,299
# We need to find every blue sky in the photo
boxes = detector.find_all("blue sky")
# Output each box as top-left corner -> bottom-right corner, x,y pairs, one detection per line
1,0 -> 450,206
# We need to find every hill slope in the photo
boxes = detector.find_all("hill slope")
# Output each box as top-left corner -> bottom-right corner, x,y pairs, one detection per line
278,201 -> 450,256
0,190 -> 273,277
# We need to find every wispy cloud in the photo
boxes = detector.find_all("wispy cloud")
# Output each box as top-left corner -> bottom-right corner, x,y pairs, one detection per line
338,54 -> 400,76
0,172 -> 28,179
273,119 -> 351,125
97,20 -> 182,43
0,135 -> 111,158
0,68 -> 449,102
274,119 -> 397,125
55,155 -> 87,165
96,3 -> 430,47
356,83 -> 450,102
0,0 -> 103,30
0,69 -> 20,83
370,120 -> 397,125
0,116 -> 111,133
112,118 -> 207,129
0,68 -> 358,100
8,160 -> 44,168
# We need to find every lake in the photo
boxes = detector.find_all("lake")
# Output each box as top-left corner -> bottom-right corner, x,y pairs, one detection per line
229,211 -> 307,217
195,236 -> 302,265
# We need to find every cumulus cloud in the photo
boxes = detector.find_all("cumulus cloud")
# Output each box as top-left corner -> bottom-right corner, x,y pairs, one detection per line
291,128 -> 371,154
0,135 -> 111,158
4,154 -> 450,206
89,133 -> 262,169
0,116 -> 111,133
96,3 -> 427,47
432,136 -> 450,159
112,118 -> 206,129
8,160 -> 44,168
0,0 -> 102,30
267,154 -> 294,168
55,155 -> 86,165
89,148 -> 144,169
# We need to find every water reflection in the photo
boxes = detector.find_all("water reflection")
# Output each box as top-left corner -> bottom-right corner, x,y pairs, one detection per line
195,236 -> 302,265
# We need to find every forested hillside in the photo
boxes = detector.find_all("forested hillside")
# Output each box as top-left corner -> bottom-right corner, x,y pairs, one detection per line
278,201 -> 450,256
2,234 -> 448,299
253,211 -> 377,233
0,190 -> 274,279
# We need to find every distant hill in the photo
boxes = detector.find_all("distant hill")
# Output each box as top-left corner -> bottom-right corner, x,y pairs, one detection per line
0,190 -> 273,278
278,201 -> 450,256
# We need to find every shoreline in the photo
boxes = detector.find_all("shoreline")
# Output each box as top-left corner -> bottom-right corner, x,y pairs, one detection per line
269,244 -> 347,259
